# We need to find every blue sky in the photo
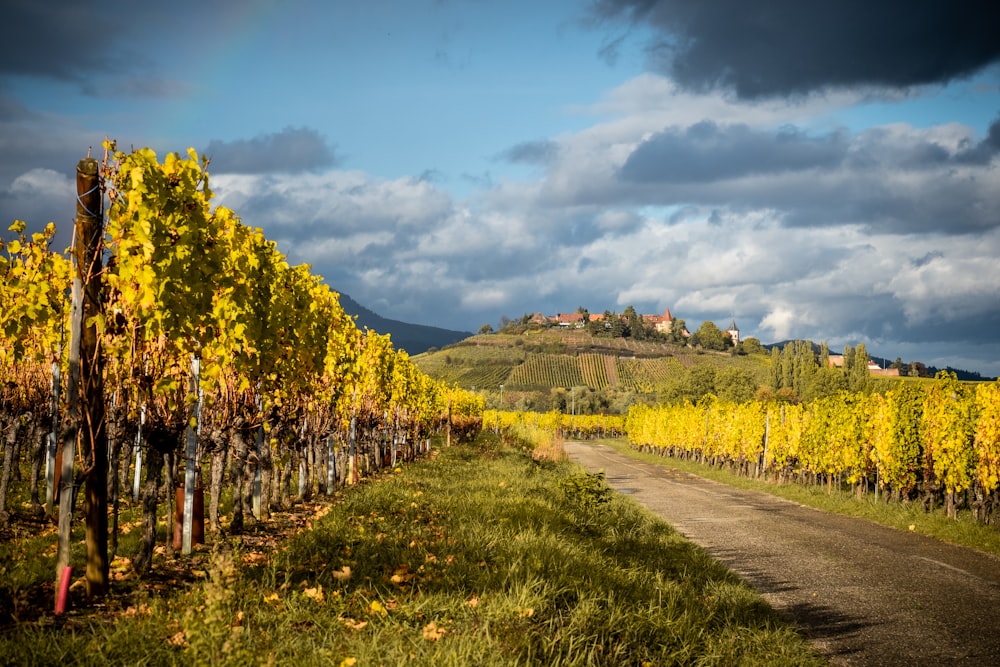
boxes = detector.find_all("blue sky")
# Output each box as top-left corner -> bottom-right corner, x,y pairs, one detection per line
3,0 -> 1000,376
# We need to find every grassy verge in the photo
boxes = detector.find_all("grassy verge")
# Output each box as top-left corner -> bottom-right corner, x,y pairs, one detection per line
1,437 -> 824,666
602,439 -> 1000,558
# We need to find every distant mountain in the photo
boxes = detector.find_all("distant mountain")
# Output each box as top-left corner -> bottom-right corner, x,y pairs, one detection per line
337,293 -> 473,355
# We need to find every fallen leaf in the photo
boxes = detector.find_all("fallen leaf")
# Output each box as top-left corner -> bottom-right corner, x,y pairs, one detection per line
390,564 -> 412,585
422,621 -> 446,641
304,585 -> 325,603
122,604 -> 152,617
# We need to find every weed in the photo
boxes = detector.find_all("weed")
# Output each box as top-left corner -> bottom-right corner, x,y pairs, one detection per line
559,470 -> 612,511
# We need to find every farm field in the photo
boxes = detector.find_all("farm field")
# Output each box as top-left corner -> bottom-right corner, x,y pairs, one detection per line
414,328 -> 770,399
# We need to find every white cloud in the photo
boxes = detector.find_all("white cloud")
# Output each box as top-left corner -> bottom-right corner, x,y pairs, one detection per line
9,168 -> 73,198
460,286 -> 508,310
759,305 -> 804,341
201,73 -> 1000,376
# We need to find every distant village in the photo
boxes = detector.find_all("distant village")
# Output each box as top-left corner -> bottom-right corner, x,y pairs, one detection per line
537,307 -> 736,343
518,307 -> 902,377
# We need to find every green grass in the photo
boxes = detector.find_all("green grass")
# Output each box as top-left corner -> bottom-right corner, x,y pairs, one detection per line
606,439 -> 1000,558
1,438 -> 825,666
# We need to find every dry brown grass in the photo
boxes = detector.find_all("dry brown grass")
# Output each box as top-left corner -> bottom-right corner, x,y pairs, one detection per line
531,433 -> 568,462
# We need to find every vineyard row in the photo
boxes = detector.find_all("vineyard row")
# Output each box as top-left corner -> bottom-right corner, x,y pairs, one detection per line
0,148 -> 485,597
626,373 -> 1000,524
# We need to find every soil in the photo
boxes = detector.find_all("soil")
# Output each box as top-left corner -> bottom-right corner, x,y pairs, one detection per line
566,441 -> 1000,667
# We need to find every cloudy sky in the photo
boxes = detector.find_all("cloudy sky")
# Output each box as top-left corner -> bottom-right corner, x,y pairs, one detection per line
3,0 -> 1000,376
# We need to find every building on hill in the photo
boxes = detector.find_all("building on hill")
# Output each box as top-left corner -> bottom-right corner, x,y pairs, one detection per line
726,320 -> 740,345
553,312 -> 587,328
548,306 -> 692,337
643,308 -> 674,334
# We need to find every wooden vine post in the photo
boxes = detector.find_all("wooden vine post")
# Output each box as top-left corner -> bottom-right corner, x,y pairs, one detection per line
446,398 -> 452,447
180,356 -> 201,554
56,157 -> 109,601
78,157 -> 109,595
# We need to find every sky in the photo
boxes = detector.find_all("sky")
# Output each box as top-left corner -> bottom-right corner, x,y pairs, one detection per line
2,0 -> 1000,376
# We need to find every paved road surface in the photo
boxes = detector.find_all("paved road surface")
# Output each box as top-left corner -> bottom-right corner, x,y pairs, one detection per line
565,441 -> 1000,666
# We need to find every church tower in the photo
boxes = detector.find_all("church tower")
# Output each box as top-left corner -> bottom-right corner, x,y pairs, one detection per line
726,319 -> 740,345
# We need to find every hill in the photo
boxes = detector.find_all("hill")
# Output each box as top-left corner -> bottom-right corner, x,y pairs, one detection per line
337,293 -> 473,355
412,328 -> 770,411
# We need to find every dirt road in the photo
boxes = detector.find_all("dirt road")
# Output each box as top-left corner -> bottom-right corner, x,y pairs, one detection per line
565,441 -> 1000,666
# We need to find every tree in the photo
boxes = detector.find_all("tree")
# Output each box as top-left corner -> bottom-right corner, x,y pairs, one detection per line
692,321 -> 728,351
801,366 -> 844,402
768,347 -> 783,390
603,310 -> 626,338
793,340 -> 819,397
739,337 -> 765,355
781,344 -> 796,391
716,368 -> 759,403
623,305 -> 649,340
844,343 -> 871,393
478,323 -> 494,334
669,318 -> 688,345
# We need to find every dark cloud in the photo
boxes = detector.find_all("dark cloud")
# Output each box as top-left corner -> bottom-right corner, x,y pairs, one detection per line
620,121 -> 847,183
898,308 -> 1000,348
0,1 -> 122,82
911,251 -> 943,268
955,114 -> 1000,164
205,127 -> 339,175
590,0 -> 1000,98
0,0 -> 236,97
614,119 -> 1000,235
498,139 -> 560,165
